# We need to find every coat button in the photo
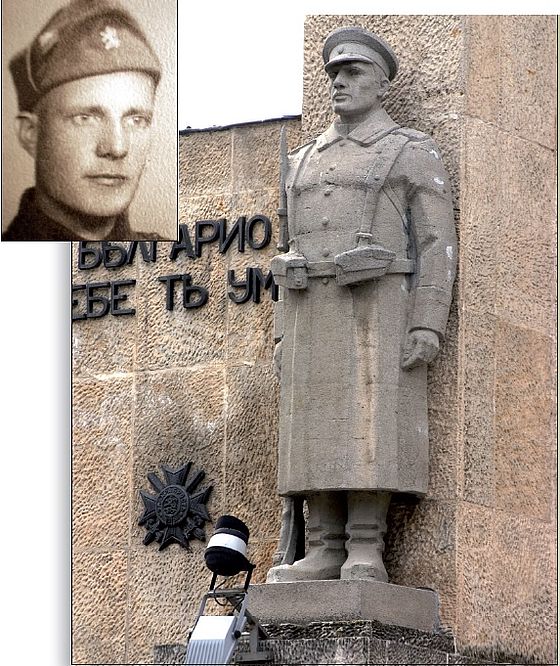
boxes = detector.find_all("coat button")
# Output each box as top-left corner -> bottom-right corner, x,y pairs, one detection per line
322,278 -> 329,285
321,217 -> 329,227
322,248 -> 330,257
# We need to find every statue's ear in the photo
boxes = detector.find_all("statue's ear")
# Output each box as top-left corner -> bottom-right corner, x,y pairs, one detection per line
378,77 -> 390,99
16,112 -> 39,158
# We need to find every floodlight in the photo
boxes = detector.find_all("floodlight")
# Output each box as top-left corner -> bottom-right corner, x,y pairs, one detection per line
185,515 -> 270,665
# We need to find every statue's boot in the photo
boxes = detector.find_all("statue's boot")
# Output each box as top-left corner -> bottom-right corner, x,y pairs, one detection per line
340,491 -> 391,582
266,492 -> 346,582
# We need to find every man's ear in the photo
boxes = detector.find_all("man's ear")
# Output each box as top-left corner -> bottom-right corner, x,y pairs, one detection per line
377,76 -> 390,99
15,112 -> 39,158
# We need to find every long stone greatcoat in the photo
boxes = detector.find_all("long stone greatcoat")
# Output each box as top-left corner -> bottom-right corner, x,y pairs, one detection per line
276,114 -> 457,497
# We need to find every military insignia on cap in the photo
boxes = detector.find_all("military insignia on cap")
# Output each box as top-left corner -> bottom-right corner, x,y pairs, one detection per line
38,30 -> 58,54
100,26 -> 120,50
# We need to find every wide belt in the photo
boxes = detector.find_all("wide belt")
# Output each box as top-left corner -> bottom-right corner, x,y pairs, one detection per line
307,258 -> 414,278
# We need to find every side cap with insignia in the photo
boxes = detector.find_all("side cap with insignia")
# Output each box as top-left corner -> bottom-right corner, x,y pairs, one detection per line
10,0 -> 161,112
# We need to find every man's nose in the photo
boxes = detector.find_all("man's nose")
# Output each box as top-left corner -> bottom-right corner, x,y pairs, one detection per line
96,120 -> 129,159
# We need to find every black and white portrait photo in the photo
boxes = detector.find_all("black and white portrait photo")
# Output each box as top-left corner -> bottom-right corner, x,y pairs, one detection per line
2,0 -> 177,241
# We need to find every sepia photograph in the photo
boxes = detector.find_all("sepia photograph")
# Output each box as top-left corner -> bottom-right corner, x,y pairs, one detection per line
1,0 -> 177,241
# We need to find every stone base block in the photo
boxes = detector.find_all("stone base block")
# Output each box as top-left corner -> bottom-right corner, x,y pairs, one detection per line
248,580 -> 440,633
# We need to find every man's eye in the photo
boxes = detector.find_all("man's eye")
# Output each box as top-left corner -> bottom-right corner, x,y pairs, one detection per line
125,115 -> 151,128
71,114 -> 97,126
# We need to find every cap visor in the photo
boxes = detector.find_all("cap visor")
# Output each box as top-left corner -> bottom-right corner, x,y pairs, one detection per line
325,54 -> 374,72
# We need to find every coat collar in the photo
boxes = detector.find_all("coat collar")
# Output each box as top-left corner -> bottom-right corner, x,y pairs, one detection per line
316,109 -> 400,152
3,187 -> 133,241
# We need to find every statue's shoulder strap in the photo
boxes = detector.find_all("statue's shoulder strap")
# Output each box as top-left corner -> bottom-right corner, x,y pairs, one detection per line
356,130 -> 411,243
393,127 -> 431,142
288,138 -> 315,158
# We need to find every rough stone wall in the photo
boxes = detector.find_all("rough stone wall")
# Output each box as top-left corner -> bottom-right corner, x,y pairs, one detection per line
456,16 -> 557,664
72,118 -> 301,664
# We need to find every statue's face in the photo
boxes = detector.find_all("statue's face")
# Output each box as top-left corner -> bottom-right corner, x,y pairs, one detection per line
328,61 -> 385,121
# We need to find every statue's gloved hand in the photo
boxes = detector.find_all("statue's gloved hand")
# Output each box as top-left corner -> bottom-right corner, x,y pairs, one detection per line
273,340 -> 283,380
401,329 -> 440,370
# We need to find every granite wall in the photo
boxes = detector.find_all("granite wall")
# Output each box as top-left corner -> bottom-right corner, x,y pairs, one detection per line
71,15 -> 556,665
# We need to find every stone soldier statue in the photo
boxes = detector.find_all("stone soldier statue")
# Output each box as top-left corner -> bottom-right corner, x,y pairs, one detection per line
267,26 -> 457,583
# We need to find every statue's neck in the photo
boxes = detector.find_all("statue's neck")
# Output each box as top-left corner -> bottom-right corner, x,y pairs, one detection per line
336,106 -> 393,135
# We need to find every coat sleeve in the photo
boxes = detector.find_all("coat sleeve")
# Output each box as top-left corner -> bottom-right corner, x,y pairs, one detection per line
401,136 -> 457,340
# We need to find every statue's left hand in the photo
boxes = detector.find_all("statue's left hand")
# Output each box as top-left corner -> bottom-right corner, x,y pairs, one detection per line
401,329 -> 440,370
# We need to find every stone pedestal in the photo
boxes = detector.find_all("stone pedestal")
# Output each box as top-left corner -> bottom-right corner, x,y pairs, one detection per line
248,580 -> 440,633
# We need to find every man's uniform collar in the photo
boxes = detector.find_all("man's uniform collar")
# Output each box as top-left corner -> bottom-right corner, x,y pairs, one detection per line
316,111 -> 400,151
2,188 -> 133,241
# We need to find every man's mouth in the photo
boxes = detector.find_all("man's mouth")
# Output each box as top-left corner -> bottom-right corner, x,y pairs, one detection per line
87,174 -> 128,186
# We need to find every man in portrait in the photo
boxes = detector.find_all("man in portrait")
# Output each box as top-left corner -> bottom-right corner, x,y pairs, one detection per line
268,26 -> 457,583
3,0 -> 170,241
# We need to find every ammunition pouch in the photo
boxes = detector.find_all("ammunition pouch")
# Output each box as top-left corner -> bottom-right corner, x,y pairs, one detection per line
271,253 -> 308,290
334,245 -> 414,286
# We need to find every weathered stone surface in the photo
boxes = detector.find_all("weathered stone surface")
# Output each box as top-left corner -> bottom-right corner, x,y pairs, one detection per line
494,323 -> 556,521
493,136 -> 556,337
224,364 -> 281,541
462,310 -> 497,507
247,540 -> 279,585
463,16 -> 502,127
72,378 -> 133,551
250,580 -> 440,632
153,643 -> 186,665
232,122 -> 286,193
466,16 -> 556,150
180,130 -> 232,197
456,502 -> 495,652
426,408 -> 459,501
72,550 -> 127,665
182,191 -> 230,224
126,546 -> 208,665
385,499 -> 456,628
460,118 -> 500,316
491,511 -> 557,664
263,636 -> 371,665
497,16 -> 556,149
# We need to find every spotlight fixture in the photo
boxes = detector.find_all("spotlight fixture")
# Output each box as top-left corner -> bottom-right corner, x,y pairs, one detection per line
185,516 -> 271,665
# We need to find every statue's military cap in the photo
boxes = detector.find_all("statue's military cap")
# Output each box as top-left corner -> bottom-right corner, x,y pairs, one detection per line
10,0 -> 161,112
323,26 -> 398,81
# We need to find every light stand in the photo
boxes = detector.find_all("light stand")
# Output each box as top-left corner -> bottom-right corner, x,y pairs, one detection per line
185,515 -> 271,665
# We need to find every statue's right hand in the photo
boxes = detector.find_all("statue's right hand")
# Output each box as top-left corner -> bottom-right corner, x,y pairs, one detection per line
273,340 -> 283,380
